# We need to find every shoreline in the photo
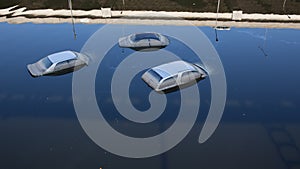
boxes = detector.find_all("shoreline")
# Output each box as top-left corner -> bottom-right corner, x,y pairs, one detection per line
1,6 -> 300,29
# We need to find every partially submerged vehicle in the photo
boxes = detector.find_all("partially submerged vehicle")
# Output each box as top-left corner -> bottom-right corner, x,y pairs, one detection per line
27,51 -> 89,77
142,60 -> 207,92
214,26 -> 231,30
118,32 -> 169,50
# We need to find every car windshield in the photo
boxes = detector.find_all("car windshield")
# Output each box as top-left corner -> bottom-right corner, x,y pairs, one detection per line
41,57 -> 53,68
132,33 -> 160,42
148,69 -> 162,82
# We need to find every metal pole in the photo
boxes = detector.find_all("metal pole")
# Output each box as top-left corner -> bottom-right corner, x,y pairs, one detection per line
215,0 -> 220,28
121,0 -> 125,14
68,0 -> 77,39
283,0 -> 291,19
215,0 -> 220,42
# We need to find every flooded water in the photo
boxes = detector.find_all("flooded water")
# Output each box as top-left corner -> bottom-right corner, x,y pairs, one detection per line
0,23 -> 300,169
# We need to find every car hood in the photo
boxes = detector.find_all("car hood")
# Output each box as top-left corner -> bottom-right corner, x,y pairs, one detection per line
27,63 -> 44,77
141,73 -> 159,90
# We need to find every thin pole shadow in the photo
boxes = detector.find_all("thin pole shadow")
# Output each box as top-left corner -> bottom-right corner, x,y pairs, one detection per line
258,28 -> 268,58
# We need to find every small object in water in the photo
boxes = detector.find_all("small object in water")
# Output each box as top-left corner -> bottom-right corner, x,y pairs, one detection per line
118,32 -> 169,51
142,60 -> 207,92
27,51 -> 89,77
214,26 -> 231,30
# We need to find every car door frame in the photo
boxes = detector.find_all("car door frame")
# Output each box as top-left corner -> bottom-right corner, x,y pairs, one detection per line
177,71 -> 190,85
54,60 -> 69,72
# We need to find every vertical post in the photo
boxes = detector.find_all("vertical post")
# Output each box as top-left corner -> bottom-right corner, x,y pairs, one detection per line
68,0 -> 77,39
215,0 -> 220,28
215,0 -> 221,42
121,0 -> 125,14
283,0 -> 291,19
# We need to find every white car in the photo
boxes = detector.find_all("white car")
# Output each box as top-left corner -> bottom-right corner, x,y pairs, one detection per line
118,32 -> 169,50
142,60 -> 207,92
27,51 -> 89,77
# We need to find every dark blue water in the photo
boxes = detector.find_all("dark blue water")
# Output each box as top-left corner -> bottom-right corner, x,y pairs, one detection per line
0,23 -> 300,169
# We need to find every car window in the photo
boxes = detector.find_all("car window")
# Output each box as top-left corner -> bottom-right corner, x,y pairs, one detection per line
181,71 -> 200,83
132,33 -> 160,42
68,59 -> 77,65
190,71 -> 200,78
181,72 -> 191,82
148,69 -> 163,82
159,75 -> 177,89
55,61 -> 68,70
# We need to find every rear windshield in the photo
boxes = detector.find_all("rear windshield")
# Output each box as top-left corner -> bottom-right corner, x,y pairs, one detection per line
132,33 -> 160,42
148,69 -> 162,82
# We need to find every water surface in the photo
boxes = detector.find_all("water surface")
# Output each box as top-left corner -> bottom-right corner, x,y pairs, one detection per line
0,23 -> 300,169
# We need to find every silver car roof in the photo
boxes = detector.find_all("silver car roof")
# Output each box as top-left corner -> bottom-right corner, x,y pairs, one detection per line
152,61 -> 197,79
47,51 -> 77,63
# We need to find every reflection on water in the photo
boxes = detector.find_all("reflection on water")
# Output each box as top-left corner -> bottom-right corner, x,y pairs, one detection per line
0,23 -> 300,169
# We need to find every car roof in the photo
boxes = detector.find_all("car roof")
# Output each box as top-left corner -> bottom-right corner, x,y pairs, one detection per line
47,51 -> 77,63
152,61 -> 197,79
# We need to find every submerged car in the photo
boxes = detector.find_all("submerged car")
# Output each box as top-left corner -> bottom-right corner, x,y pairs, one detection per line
142,60 -> 207,92
214,26 -> 231,30
27,51 -> 89,77
118,32 -> 169,50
